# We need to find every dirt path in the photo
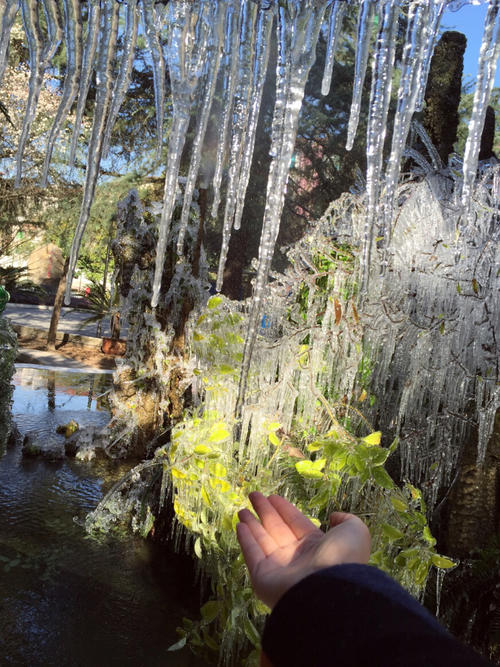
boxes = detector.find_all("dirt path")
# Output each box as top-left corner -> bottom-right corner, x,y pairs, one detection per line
18,337 -> 117,371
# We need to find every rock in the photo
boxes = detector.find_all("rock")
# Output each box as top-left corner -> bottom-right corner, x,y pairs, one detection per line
64,425 -> 107,460
7,423 -> 21,448
55,420 -> 79,438
22,431 -> 64,460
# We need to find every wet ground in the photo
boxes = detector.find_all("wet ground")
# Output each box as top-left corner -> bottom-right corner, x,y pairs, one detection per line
0,366 -> 203,666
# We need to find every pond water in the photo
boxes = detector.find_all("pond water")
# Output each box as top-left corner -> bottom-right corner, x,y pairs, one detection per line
0,365 -> 203,666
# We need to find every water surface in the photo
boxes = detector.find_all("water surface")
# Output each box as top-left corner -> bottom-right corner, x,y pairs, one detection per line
0,366 -> 202,666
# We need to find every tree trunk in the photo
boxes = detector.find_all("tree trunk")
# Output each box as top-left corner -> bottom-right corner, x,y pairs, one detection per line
47,257 -> 69,350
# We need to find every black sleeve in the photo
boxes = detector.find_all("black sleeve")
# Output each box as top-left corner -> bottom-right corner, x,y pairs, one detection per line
261,564 -> 490,667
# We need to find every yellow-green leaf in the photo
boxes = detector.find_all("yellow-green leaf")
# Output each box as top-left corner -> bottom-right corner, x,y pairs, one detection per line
381,523 -> 404,542
390,496 -> 408,512
201,601 -> 220,623
201,486 -> 212,507
194,444 -> 212,455
208,296 -> 222,310
371,466 -> 394,489
268,432 -> 280,447
208,422 -> 230,443
171,468 -> 186,479
363,431 -> 381,446
194,537 -> 202,559
423,525 -> 437,546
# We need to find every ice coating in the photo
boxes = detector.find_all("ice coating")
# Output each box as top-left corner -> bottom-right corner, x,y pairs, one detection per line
141,0 -> 166,162
102,0 -> 139,160
232,4 -> 273,233
461,0 -> 500,208
210,0 -> 243,220
151,0 -> 212,308
68,0 -> 101,169
15,0 -> 62,187
216,0 -> 259,291
346,0 -> 375,152
65,0 -> 120,304
236,0 -> 328,415
41,0 -> 82,187
176,0 -> 226,256
215,2 -> 273,291
1,0 -> 499,475
415,1 -> 446,112
382,1 -> 430,243
321,0 -> 347,97
361,0 -> 399,288
0,0 -> 19,87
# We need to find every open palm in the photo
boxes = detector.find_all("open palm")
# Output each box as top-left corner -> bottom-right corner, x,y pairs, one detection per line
236,492 -> 371,608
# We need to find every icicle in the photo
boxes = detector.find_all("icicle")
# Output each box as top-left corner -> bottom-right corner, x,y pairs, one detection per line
41,0 -> 82,187
176,1 -> 227,256
65,0 -> 119,304
151,0 -> 212,308
461,0 -> 500,208
216,4 -> 274,291
216,0 -> 260,291
68,0 -> 101,170
142,0 -> 166,162
102,0 -> 139,160
360,0 -> 399,293
381,1 -> 430,243
15,0 -> 62,186
0,0 -> 19,87
211,1 -> 243,219
233,5 -> 274,233
346,0 -> 375,152
414,1 -> 446,112
236,0 -> 327,416
321,0 -> 347,97
411,119 -> 443,170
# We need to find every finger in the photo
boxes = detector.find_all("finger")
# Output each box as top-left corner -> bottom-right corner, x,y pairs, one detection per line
236,521 -> 266,574
238,507 -> 279,556
248,492 -> 297,547
329,511 -> 358,528
327,512 -> 371,564
268,495 -> 320,540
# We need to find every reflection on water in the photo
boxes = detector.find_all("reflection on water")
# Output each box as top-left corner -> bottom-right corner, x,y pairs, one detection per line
0,366 -> 202,666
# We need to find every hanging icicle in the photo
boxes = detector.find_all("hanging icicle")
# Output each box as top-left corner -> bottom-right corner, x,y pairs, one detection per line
359,0 -> 399,293
41,0 -> 83,187
321,0 -> 347,97
141,0 -> 166,163
176,0 -> 227,256
461,0 -> 500,208
211,0 -> 244,220
216,0 -> 260,291
346,0 -> 375,152
381,0 -> 431,244
151,0 -> 212,308
236,0 -> 328,417
68,0 -> 101,169
0,0 -> 19,88
15,0 -> 62,187
65,0 -> 120,303
102,0 -> 139,160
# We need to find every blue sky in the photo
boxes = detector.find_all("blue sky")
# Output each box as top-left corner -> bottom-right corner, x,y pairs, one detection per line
442,2 -> 500,88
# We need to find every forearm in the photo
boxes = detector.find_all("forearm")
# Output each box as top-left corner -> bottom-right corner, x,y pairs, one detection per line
261,564 -> 490,666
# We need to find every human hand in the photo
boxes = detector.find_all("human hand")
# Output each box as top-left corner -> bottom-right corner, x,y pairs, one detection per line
236,491 -> 371,609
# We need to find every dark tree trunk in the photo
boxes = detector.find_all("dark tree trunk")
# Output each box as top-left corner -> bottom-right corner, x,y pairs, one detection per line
47,257 -> 69,350
423,31 -> 466,165
479,105 -> 497,161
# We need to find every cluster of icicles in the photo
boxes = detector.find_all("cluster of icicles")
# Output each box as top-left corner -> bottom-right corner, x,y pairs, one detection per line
2,0 -> 499,402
